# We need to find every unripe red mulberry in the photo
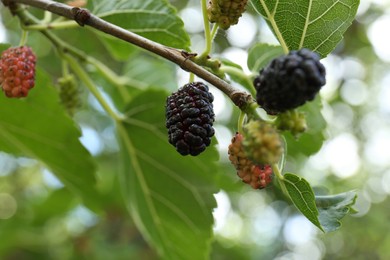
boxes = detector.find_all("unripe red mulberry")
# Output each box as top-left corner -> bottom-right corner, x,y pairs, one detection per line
0,46 -> 36,98
228,132 -> 273,189
166,82 -> 215,156
243,120 -> 283,165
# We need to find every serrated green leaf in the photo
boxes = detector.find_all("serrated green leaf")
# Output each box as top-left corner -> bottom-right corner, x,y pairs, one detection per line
283,97 -> 326,156
89,0 -> 190,51
0,70 -> 100,210
118,89 -> 219,260
316,191 -> 357,232
283,173 -> 324,231
251,0 -> 360,57
247,43 -> 284,72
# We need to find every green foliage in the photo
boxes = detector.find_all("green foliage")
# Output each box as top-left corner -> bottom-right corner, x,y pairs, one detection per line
90,0 -> 191,50
0,70 -> 99,210
118,89 -> 219,259
251,0 -> 360,57
0,0 -> 363,258
283,173 -> 357,233
316,191 -> 358,232
283,173 -> 324,231
247,43 -> 284,72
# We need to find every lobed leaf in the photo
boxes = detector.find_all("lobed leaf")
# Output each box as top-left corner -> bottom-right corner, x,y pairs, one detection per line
316,191 -> 357,232
251,0 -> 360,57
283,173 -> 324,231
0,70 -> 100,210
89,0 -> 190,51
118,89 -> 219,260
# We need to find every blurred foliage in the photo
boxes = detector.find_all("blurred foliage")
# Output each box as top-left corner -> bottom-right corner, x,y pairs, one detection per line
1,0 -> 389,259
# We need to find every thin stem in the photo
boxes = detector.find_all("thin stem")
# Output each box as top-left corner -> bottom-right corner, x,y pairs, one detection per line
24,20 -> 79,30
189,73 -> 195,83
61,58 -> 69,76
210,24 -> 219,41
219,65 -> 256,95
237,110 -> 246,133
63,53 -> 123,122
42,10 -> 52,23
199,0 -> 212,59
19,30 -> 28,45
272,163 -> 290,199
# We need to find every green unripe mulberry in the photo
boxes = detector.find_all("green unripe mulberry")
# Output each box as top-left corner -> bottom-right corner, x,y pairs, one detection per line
276,109 -> 307,137
207,0 -> 248,30
242,120 -> 283,165
58,75 -> 81,116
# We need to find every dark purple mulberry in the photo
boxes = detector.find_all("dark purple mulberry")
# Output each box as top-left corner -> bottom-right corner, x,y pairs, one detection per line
166,82 -> 215,156
254,48 -> 326,114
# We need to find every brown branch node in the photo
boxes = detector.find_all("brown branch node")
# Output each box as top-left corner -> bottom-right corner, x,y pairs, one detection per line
231,91 -> 255,110
71,7 -> 90,26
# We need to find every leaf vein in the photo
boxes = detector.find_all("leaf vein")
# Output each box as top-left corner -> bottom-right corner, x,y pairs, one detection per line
150,191 -> 202,235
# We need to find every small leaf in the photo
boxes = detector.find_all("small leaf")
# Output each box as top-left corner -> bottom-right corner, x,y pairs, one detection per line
90,0 -> 190,50
283,173 -> 323,231
316,191 -> 357,232
251,0 -> 360,57
247,43 -> 284,72
118,89 -> 219,260
0,70 -> 100,210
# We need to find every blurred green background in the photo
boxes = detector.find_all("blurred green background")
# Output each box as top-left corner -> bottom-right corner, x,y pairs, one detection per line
1,0 -> 390,259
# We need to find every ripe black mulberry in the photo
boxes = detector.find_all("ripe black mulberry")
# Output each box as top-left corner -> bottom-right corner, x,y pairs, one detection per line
254,48 -> 326,114
166,82 -> 215,156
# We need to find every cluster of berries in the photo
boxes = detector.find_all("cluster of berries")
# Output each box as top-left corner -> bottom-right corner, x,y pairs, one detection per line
165,48 -> 325,190
0,46 -> 36,98
207,0 -> 248,30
